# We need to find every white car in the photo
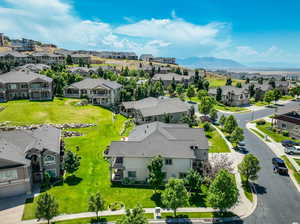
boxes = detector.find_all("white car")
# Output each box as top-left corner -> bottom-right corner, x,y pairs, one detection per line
284,145 -> 300,155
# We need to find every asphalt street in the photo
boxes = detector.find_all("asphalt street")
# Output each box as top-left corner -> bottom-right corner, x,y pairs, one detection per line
225,101 -> 300,224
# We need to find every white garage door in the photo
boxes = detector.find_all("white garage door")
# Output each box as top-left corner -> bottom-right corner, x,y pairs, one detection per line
0,183 -> 28,198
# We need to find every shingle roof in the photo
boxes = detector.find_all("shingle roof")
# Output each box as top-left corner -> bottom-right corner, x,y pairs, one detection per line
209,86 -> 247,95
0,51 -> 27,57
152,73 -> 192,81
107,122 -> 208,158
16,64 -> 50,73
0,71 -> 52,83
122,97 -> 191,117
66,78 -> 122,90
0,126 -> 61,167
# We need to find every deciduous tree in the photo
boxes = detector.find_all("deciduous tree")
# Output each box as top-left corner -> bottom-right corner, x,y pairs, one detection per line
116,206 -> 148,224
147,156 -> 165,192
36,193 -> 59,224
223,115 -> 237,133
64,150 -> 81,177
238,154 -> 261,183
88,192 -> 105,222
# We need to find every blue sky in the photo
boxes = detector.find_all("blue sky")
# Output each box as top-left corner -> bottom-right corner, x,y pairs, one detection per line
0,0 -> 300,65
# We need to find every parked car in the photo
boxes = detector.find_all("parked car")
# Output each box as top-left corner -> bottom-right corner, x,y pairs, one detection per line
238,141 -> 246,147
272,157 -> 288,175
284,146 -> 300,155
281,140 -> 299,147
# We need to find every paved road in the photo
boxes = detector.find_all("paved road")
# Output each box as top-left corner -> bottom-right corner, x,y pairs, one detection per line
223,101 -> 300,224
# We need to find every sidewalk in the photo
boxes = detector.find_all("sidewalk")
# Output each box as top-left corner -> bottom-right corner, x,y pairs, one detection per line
247,122 -> 300,193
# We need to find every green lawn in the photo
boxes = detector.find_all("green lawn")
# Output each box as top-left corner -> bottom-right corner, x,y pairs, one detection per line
250,128 -> 265,139
51,213 -> 154,224
206,77 -> 244,88
280,95 -> 294,101
214,104 -> 249,113
240,175 -> 253,202
296,159 -> 300,167
161,211 -> 236,219
0,99 -> 158,220
281,156 -> 300,185
204,126 -> 230,153
256,122 -> 299,143
253,101 -> 270,107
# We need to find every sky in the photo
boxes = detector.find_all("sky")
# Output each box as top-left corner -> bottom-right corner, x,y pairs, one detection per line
0,0 -> 300,66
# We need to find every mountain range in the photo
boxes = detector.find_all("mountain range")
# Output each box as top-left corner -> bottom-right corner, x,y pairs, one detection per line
177,57 -> 246,69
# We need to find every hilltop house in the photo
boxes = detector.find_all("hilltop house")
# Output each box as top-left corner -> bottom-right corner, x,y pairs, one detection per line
152,73 -> 193,87
63,78 -> 122,107
66,67 -> 98,76
0,71 -> 53,102
274,108 -> 300,139
120,97 -> 192,124
106,122 -> 209,183
0,126 -> 63,198
209,86 -> 250,106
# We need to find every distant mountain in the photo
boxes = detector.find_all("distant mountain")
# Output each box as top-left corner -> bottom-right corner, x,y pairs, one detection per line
177,57 -> 246,69
246,61 -> 300,69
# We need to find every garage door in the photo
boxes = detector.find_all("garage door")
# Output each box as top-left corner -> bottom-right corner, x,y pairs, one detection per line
0,182 -> 29,198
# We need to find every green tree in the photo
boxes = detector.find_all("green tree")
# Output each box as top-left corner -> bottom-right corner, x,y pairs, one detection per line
175,83 -> 185,96
216,87 -> 222,102
199,96 -> 215,116
223,115 -> 237,133
219,114 -> 227,126
225,78 -> 232,86
88,192 -> 105,222
230,127 -> 244,146
273,88 -> 282,103
64,150 -> 81,177
209,108 -> 218,121
245,78 -> 250,84
197,89 -> 208,100
238,154 -> 261,183
186,86 -> 195,100
35,193 -> 59,224
163,113 -> 171,123
290,86 -> 300,98
203,80 -> 210,91
184,169 -> 202,193
264,90 -> 274,105
116,205 -> 148,224
147,156 -> 165,192
66,55 -> 73,65
162,178 -> 189,217
207,169 -> 238,211
236,82 -> 242,88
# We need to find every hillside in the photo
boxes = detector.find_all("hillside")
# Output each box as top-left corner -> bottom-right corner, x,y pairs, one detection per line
177,56 -> 245,69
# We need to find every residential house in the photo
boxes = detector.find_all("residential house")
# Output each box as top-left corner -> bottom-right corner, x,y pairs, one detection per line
0,52 -> 30,65
0,125 -> 63,198
71,54 -> 91,65
63,78 -> 122,106
209,86 -> 249,106
0,71 -> 53,102
106,122 -> 209,183
139,54 -> 154,62
16,64 -> 50,73
274,108 -> 300,139
30,52 -> 65,64
66,67 -> 98,76
152,57 -> 176,64
152,73 -> 193,87
120,97 -> 192,124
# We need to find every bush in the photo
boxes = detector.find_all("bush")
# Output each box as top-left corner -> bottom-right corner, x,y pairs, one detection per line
282,130 -> 289,136
256,120 -> 266,125
109,201 -> 124,211
203,122 -> 211,132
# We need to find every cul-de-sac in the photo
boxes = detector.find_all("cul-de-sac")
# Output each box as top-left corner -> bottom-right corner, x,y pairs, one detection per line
0,1 -> 300,224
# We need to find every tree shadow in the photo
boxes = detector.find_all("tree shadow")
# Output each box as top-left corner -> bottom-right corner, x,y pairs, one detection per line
65,175 -> 83,186
252,183 -> 267,195
111,182 -> 154,190
151,192 -> 164,207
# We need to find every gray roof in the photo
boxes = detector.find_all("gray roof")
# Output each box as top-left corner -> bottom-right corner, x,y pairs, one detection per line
122,97 -> 191,117
0,51 -> 27,57
66,78 -> 122,90
0,71 -> 52,83
16,64 -> 50,73
108,122 -> 208,158
67,67 -> 98,73
209,86 -> 248,95
0,126 -> 61,167
152,73 -> 192,81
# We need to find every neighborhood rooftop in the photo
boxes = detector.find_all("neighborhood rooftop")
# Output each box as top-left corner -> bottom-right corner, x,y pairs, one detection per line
67,78 -> 122,90
0,70 -> 52,83
107,122 -> 208,159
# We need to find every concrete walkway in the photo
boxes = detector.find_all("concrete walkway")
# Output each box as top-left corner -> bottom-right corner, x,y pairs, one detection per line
247,122 -> 300,193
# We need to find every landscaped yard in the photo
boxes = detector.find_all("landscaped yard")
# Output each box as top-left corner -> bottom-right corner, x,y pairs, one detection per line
215,103 -> 249,113
255,121 -> 300,143
0,98 -> 158,219
205,76 -> 244,88
204,126 -> 230,153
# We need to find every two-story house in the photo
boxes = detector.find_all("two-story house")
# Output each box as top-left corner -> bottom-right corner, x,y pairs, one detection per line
0,71 -> 53,102
152,73 -> 193,87
209,86 -> 249,106
0,126 -> 63,198
63,78 -> 122,107
120,97 -> 192,124
106,122 -> 209,183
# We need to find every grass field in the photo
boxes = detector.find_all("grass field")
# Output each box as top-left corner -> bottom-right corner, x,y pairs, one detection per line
215,104 -> 249,113
205,75 -> 244,88
296,159 -> 300,167
240,175 -> 253,202
203,125 -> 230,153
0,99 -> 160,219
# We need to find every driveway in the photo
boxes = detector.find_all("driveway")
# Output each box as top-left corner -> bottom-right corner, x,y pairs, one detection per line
221,100 -> 300,224
0,195 -> 27,224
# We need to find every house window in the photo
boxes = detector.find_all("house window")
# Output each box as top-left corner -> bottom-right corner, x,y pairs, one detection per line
0,170 -> 18,182
44,155 -> 56,165
46,169 -> 57,178
179,173 -> 187,179
8,84 -> 17,89
21,84 -> 28,89
165,159 -> 172,165
281,123 -> 287,129
128,171 -> 136,178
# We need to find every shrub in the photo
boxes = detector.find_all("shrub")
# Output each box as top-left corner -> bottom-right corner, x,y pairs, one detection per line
109,201 -> 124,211
282,130 -> 289,136
256,120 -> 266,125
203,122 -> 211,132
